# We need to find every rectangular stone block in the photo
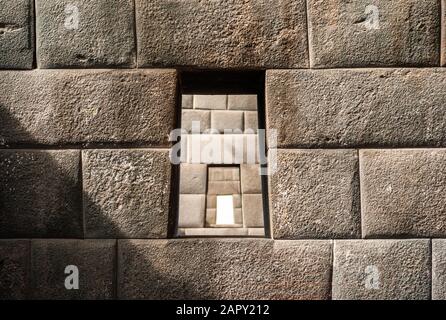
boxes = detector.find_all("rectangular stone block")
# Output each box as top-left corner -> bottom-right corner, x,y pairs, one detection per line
181,110 -> 211,133
180,163 -> 207,194
241,164 -> 262,193
248,228 -> 265,237
182,94 -> 193,109
0,240 -> 30,300
83,149 -> 171,238
433,240 -> 446,300
333,240 -> 431,300
136,0 -> 308,68
208,181 -> 240,195
269,149 -> 360,239
307,0 -> 440,68
0,150 -> 82,238
211,110 -> 244,133
31,240 -> 116,300
186,134 -> 235,164
194,95 -> 227,110
242,194 -> 264,228
0,70 -> 177,146
244,111 -> 259,133
228,95 -> 258,111
0,0 -> 34,69
267,69 -> 446,148
178,195 -> 206,228
360,149 -> 446,238
208,167 -> 240,181
36,0 -> 135,68
177,228 -> 246,237
118,239 -> 332,299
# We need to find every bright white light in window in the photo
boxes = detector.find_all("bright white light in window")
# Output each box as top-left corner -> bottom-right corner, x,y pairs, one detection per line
216,195 -> 235,225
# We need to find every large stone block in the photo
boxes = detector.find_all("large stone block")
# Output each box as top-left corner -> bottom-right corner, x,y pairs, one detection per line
118,239 -> 332,300
31,240 -> 115,300
180,164 -> 207,194
360,149 -> 446,238
266,69 -> 446,148
36,0 -> 135,68
193,95 -> 227,110
269,149 -> 360,239
0,70 -> 177,146
307,0 -> 440,68
228,95 -> 258,111
0,150 -> 82,238
242,194 -> 264,228
83,149 -> 171,238
181,110 -> 211,133
0,240 -> 30,300
0,0 -> 34,69
241,164 -> 262,193
211,110 -> 244,133
135,0 -> 308,68
178,195 -> 206,228
333,240 -> 431,300
433,240 -> 446,300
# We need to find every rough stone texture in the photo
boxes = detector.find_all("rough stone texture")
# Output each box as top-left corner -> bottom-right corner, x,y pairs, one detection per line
178,195 -> 206,228
180,164 -> 207,194
0,0 -> 34,69
0,70 -> 177,146
211,110 -> 244,133
360,149 -> 446,238
267,69 -> 446,148
432,240 -> 446,300
181,110 -> 211,133
83,149 -> 171,238
333,240 -> 431,300
307,0 -> 440,68
442,0 -> 446,66
0,150 -> 82,238
241,164 -> 262,193
118,239 -> 332,300
136,0 -> 308,68
36,0 -> 135,68
194,95 -> 227,110
0,240 -> 30,300
242,194 -> 264,228
269,149 -> 360,239
31,240 -> 115,300
228,95 -> 258,111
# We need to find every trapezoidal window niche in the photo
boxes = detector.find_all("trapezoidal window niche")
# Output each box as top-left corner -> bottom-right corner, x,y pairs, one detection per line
175,72 -> 268,237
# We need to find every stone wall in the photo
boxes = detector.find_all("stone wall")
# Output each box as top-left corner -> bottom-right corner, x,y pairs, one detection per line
1,0 -> 446,300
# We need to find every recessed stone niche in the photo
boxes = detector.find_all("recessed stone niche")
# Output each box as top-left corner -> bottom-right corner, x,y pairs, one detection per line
177,94 -> 265,237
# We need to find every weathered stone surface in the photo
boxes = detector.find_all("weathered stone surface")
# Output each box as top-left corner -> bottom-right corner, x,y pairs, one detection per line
83,149 -> 171,238
118,239 -> 332,299
182,95 -> 193,109
266,69 -> 446,148
433,240 -> 446,300
36,0 -> 135,68
0,0 -> 34,69
0,150 -> 82,238
136,0 -> 308,68
269,149 -> 360,239
361,149 -> 446,238
0,240 -> 30,300
194,95 -> 227,110
0,70 -> 177,146
442,1 -> 446,66
333,240 -> 431,300
211,110 -> 244,133
228,95 -> 257,111
31,240 -> 115,300
181,110 -> 211,133
178,228 -> 246,237
307,0 -> 440,68
178,195 -> 206,228
180,164 -> 207,194
242,194 -> 264,228
241,164 -> 262,193
244,111 -> 259,133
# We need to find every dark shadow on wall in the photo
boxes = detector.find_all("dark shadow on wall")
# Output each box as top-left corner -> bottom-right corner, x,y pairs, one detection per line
0,105 -> 214,300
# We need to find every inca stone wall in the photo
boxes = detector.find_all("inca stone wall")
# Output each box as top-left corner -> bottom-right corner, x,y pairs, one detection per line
0,0 -> 446,300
